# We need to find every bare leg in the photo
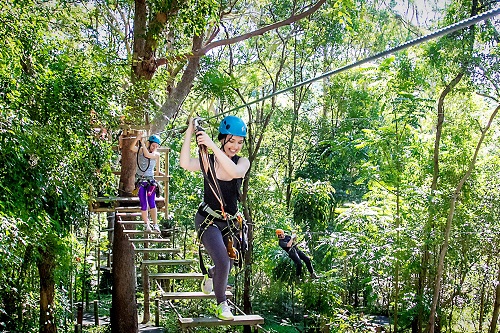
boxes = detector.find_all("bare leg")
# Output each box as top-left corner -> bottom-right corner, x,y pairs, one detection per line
150,207 -> 157,225
141,210 -> 149,225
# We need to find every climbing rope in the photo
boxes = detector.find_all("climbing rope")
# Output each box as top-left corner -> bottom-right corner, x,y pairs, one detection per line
194,117 -> 227,215
135,140 -> 151,173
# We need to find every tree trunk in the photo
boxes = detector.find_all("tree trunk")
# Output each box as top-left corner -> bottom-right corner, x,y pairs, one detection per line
420,0 -> 481,326
489,262 -> 500,333
478,254 -> 490,332
428,104 -> 499,333
285,34 -> 299,210
239,93 -> 274,331
38,245 -> 57,333
242,176 -> 253,333
393,190 -> 400,333
151,36 -> 204,133
119,132 -> 140,196
111,221 -> 138,333
417,72 -> 463,333
242,216 -> 253,333
141,243 -> 150,324
393,115 -> 402,333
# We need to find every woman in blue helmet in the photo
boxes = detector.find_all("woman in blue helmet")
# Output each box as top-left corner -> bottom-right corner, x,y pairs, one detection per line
180,115 -> 250,320
131,133 -> 162,233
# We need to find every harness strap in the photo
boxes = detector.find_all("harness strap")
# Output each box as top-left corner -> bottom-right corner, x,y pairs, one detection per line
197,212 -> 243,274
197,215 -> 216,276
136,174 -> 154,180
198,246 -> 209,276
199,202 -> 239,221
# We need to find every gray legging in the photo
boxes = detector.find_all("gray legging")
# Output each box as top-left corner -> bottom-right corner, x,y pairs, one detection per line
195,212 -> 233,304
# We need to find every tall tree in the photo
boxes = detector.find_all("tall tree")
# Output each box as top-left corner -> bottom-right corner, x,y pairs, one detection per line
0,2 -> 118,332
98,0 -> 333,327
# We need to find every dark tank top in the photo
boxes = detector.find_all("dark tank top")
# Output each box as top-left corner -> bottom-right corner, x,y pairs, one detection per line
203,154 -> 242,216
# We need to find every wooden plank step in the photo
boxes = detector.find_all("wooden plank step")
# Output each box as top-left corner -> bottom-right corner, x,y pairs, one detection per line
149,272 -> 203,280
116,212 -> 142,217
160,291 -> 232,300
115,207 -> 142,212
116,221 -> 143,225
123,226 -> 178,231
129,238 -> 171,243
91,207 -> 117,212
142,259 -> 195,266
134,248 -> 180,253
123,230 -> 161,235
178,315 -> 264,328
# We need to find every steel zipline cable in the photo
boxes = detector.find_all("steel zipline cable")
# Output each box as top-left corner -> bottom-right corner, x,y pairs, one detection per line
156,6 -> 500,137
203,6 -> 500,121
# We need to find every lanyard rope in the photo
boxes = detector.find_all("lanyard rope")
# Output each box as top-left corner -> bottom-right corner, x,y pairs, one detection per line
194,118 -> 227,218
136,141 -> 151,173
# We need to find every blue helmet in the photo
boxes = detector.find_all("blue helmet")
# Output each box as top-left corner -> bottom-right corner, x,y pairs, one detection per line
148,135 -> 161,145
218,116 -> 247,138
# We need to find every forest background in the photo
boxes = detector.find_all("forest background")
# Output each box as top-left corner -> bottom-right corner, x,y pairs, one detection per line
0,0 -> 499,332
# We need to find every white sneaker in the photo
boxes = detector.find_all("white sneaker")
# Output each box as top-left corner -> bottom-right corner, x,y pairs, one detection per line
152,224 -> 161,233
144,224 -> 152,232
201,274 -> 213,294
215,301 -> 234,320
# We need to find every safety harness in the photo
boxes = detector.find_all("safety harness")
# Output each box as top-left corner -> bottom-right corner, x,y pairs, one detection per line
194,118 -> 248,275
133,141 -> 160,197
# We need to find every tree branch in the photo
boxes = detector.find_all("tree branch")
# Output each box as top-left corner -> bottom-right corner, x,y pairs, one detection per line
196,0 -> 326,56
155,0 -> 326,66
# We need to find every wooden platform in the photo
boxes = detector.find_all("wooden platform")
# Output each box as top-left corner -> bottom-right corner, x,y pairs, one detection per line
178,315 -> 264,328
94,196 -> 165,202
160,291 -> 232,300
90,196 -> 167,213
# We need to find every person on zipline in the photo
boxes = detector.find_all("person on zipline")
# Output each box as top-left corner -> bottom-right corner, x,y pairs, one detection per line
180,115 -> 250,321
131,133 -> 161,233
276,229 -> 319,280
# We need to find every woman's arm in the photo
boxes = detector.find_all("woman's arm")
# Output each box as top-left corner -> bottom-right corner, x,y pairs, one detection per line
130,135 -> 141,153
141,141 -> 157,159
154,155 -> 162,176
179,120 -> 201,172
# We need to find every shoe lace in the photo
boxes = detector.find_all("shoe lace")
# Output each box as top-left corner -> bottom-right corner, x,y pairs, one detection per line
218,302 -> 231,313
